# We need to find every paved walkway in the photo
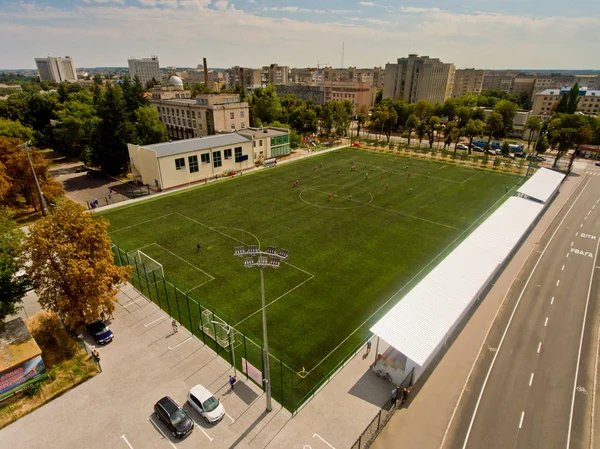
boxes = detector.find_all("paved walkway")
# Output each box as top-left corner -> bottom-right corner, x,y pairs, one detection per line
371,168 -> 586,449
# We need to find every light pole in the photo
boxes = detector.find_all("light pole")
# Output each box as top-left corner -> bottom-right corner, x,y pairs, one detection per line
234,244 -> 289,412
19,141 -> 48,216
212,321 -> 236,377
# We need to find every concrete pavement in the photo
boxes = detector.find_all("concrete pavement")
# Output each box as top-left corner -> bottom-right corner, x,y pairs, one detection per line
371,167 -> 586,449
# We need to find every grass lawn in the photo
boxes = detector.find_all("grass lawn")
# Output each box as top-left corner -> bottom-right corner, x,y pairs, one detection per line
100,147 -> 522,406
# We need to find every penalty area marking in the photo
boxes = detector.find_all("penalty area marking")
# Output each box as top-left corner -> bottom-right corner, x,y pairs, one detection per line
109,214 -> 174,234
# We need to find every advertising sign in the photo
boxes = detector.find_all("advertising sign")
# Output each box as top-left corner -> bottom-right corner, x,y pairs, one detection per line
0,355 -> 46,400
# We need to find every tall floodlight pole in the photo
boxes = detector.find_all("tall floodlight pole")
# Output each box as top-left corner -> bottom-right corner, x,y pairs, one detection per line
234,245 -> 289,412
19,141 -> 48,216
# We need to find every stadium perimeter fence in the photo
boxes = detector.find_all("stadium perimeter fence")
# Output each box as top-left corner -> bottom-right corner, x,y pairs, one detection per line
114,244 -> 367,414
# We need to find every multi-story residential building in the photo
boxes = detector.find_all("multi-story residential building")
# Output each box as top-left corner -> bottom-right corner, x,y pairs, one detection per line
383,54 -> 455,104
321,67 -> 384,88
511,74 -> 536,97
533,73 -> 575,91
262,64 -> 289,85
150,76 -> 192,100
323,81 -> 376,114
151,93 -> 250,140
481,71 -> 517,93
128,56 -> 161,86
532,87 -> 600,116
451,68 -> 485,98
34,56 -> 77,82
575,75 -> 600,90
290,68 -> 319,84
128,127 -> 290,190
275,84 -> 324,105
227,67 -> 262,91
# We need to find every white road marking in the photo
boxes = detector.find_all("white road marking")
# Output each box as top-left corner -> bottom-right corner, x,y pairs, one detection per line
519,411 -> 525,429
562,265 -> 565,271
538,342 -> 542,353
557,279 -> 560,287
225,412 -> 235,423
571,242 -> 574,247
588,211 -> 592,216
194,422 -> 213,441
586,216 -> 588,220
120,435 -> 134,449
149,417 -> 177,449
581,224 -> 584,228
144,316 -> 166,327
566,236 -> 600,448
576,232 -> 579,236
529,373 -> 534,386
544,317 -> 549,327
551,296 -> 555,305
168,337 -> 191,350
123,297 -> 145,308
313,433 -> 336,449
567,253 -> 570,258
458,179 -> 591,449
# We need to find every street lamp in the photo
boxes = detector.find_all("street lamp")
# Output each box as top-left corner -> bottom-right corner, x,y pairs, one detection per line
234,244 -> 289,412
212,321 -> 236,377
19,141 -> 48,216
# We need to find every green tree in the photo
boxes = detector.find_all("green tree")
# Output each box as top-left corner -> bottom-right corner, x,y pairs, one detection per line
556,83 -> 580,114
133,106 -> 168,145
356,104 -> 369,137
249,84 -> 282,127
405,114 -> 419,148
485,111 -> 504,145
427,116 -> 441,149
494,99 -> 518,136
0,118 -> 34,141
535,133 -> 549,153
320,102 -> 335,136
0,208 -> 28,321
333,101 -> 352,137
53,100 -> 100,159
26,200 -> 132,328
371,100 -> 398,143
463,119 -> 485,154
524,116 -> 542,150
501,141 -> 511,156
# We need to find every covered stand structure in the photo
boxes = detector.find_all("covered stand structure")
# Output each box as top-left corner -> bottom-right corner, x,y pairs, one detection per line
370,168 -> 565,386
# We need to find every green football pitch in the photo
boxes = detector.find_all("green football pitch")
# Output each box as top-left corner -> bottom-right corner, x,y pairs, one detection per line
100,148 -> 522,404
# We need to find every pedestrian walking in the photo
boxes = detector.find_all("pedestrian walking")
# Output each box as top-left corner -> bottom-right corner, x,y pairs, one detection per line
108,309 -> 114,319
427,172 -> 430,178
409,188 -> 413,194
90,345 -> 100,361
195,243 -> 201,253
391,387 -> 398,404
400,387 -> 409,405
108,187 -> 113,199
172,319 -> 178,334
100,311 -> 106,322
366,340 -> 372,355
229,375 -> 237,390
506,186 -> 509,193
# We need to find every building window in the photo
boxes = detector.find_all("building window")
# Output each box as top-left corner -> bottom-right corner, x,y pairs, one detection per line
241,122 -> 245,128
198,124 -> 203,131
259,140 -> 263,147
240,111 -> 245,119
253,141 -> 256,147
231,124 -> 235,130
213,151 -> 222,168
175,157 -> 185,170
201,153 -> 210,164
230,112 -> 235,119
188,155 -> 199,173
224,148 -> 232,159
234,147 -> 243,162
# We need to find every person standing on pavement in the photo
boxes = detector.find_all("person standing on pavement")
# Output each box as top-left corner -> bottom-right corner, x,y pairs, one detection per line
366,340 -> 372,355
172,319 -> 178,334
229,375 -> 237,390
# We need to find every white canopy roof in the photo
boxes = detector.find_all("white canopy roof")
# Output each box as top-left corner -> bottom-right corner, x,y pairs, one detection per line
517,168 -> 565,203
370,197 -> 545,366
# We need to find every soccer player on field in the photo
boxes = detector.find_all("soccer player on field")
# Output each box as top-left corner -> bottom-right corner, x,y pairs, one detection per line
337,169 -> 341,174
328,193 -> 333,201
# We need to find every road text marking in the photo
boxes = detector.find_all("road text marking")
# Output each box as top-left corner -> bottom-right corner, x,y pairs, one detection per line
571,247 -> 594,258
529,373 -> 534,386
581,233 -> 597,240
519,411 -> 525,429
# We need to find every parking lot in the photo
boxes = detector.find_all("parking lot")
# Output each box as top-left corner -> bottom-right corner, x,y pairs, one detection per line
1,284 -> 292,449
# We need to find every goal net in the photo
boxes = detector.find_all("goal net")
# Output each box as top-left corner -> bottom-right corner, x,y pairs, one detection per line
201,309 -> 232,349
128,249 -> 164,283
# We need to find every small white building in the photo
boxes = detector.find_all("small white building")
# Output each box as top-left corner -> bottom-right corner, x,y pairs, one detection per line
128,128 -> 290,191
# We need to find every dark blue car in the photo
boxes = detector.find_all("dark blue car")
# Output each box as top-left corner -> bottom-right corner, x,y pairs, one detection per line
86,320 -> 113,344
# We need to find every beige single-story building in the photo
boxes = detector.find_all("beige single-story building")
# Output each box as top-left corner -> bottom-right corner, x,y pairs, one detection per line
128,127 -> 290,191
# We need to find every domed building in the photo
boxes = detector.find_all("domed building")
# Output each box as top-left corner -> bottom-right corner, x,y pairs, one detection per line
167,75 -> 184,90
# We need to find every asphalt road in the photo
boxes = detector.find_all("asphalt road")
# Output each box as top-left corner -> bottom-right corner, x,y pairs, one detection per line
447,166 -> 600,449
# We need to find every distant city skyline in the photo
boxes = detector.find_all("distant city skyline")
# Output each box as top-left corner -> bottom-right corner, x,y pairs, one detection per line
1,0 -> 599,70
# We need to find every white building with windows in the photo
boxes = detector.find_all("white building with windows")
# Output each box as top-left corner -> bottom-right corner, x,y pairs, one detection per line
128,56 -> 161,86
35,56 -> 77,82
128,127 -> 290,190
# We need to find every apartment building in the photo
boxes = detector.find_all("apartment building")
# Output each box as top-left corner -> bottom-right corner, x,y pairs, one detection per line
323,81 -> 376,114
533,74 -> 575,91
322,67 -> 384,87
150,76 -> 192,100
275,84 -> 325,105
227,66 -> 262,91
511,74 -> 536,97
481,71 -> 517,93
451,68 -> 485,98
150,93 -> 250,140
128,56 -> 161,86
128,127 -> 290,190
262,64 -> 289,85
383,54 -> 455,104
532,87 -> 600,116
35,56 -> 77,82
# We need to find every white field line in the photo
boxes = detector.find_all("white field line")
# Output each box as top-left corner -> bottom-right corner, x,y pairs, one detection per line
175,212 -> 245,245
120,435 -> 134,449
152,243 -> 215,281
313,433 -> 336,449
566,235 -> 600,449
306,182 -> 521,377
148,417 -> 176,449
184,278 -> 216,294
459,178 -> 591,449
109,214 -> 173,234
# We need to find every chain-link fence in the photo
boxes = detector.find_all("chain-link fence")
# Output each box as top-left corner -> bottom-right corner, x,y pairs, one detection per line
350,398 -> 398,449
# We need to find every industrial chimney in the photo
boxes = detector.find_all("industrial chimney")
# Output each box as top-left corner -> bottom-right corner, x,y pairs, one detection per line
203,57 -> 209,89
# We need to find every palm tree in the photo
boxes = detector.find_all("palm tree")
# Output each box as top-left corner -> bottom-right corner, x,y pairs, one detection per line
524,116 -> 542,150
428,116 -> 441,149
405,114 -> 419,149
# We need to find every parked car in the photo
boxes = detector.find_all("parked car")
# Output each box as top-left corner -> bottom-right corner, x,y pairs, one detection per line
456,143 -> 469,151
471,145 -> 484,153
484,149 -> 495,155
595,161 -> 600,167
154,396 -> 194,439
187,384 -> 225,424
86,320 -> 113,345
75,165 -> 91,173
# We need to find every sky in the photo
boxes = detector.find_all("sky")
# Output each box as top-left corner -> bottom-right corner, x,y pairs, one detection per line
1,0 -> 599,70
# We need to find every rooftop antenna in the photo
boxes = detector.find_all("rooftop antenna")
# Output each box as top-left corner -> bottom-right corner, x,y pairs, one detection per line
341,42 -> 345,69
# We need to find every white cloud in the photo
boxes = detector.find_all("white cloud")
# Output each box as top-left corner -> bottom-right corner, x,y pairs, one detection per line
359,2 -> 376,6
83,0 -> 125,4
263,6 -> 326,14
137,0 -> 157,6
158,0 -> 179,8
213,0 -> 228,11
247,0 -> 255,3
400,7 -> 442,14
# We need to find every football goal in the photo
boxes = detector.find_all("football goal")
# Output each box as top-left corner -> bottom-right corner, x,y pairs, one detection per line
127,249 -> 164,283
201,309 -> 233,349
